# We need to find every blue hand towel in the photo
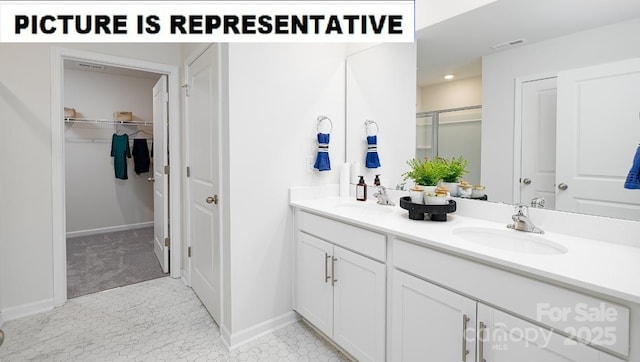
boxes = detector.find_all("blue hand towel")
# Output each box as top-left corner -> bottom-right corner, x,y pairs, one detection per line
313,133 -> 331,171
624,144 -> 640,189
365,135 -> 381,168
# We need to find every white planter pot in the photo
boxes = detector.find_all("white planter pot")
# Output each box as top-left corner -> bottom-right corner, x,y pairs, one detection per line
443,182 -> 459,197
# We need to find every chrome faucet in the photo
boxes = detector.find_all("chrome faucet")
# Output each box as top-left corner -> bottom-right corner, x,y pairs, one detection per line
507,205 -> 544,234
530,196 -> 545,208
374,186 -> 395,206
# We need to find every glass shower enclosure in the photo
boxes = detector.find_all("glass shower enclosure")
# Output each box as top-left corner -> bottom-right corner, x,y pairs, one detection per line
415,105 -> 482,185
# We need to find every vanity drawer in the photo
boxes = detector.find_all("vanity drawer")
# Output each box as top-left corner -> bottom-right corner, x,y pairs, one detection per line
297,210 -> 386,262
393,239 -> 630,357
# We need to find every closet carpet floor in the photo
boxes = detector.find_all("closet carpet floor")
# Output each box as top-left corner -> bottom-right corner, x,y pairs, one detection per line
67,227 -> 167,299
0,277 -> 350,361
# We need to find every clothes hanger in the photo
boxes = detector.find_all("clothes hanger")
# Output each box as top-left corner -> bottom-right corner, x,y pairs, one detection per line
128,129 -> 152,137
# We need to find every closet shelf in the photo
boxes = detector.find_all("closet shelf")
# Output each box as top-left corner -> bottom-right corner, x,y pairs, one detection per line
65,118 -> 153,126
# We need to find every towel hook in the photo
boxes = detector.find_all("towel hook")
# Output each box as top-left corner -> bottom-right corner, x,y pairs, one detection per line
364,120 -> 379,136
317,115 -> 333,134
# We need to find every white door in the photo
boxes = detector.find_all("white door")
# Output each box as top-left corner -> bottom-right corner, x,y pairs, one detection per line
391,270 -> 476,362
556,58 -> 640,220
520,77 -> 557,209
294,232 -> 334,338
187,45 -> 222,323
152,75 -> 169,273
477,304 -> 602,362
333,246 -> 385,362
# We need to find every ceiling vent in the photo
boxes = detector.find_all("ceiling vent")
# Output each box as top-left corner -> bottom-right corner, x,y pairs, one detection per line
77,62 -> 105,70
491,38 -> 526,50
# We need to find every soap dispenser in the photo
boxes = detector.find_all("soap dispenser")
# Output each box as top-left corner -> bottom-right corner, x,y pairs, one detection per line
374,174 -> 381,186
356,176 -> 367,201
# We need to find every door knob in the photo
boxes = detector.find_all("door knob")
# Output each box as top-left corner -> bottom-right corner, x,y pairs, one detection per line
206,195 -> 219,204
147,177 -> 155,183
558,183 -> 568,190
522,178 -> 532,185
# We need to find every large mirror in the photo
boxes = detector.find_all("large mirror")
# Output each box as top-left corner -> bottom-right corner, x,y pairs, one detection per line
414,0 -> 640,220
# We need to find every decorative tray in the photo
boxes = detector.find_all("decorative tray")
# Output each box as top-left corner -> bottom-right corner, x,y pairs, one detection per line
399,196 -> 456,221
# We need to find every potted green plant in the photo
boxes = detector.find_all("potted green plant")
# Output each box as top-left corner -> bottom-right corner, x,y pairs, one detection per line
402,158 -> 446,195
438,156 -> 469,196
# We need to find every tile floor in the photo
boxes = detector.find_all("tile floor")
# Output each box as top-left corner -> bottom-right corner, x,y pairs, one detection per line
0,277 -> 350,361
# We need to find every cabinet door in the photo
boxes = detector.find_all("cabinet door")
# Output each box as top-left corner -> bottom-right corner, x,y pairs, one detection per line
294,232 -> 334,337
477,303 -> 600,362
333,246 -> 386,362
391,270 -> 476,362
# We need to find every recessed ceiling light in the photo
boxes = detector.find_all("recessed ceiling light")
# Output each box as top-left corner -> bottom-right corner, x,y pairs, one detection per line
444,74 -> 455,80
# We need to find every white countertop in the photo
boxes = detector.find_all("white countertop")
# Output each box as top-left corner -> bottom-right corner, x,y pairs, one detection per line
290,196 -> 640,305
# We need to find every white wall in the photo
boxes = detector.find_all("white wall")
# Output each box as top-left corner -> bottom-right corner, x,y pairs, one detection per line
64,69 -> 156,234
419,76 -> 482,112
482,18 -> 640,203
0,43 -> 181,314
346,42 -> 417,189
225,43 -> 347,337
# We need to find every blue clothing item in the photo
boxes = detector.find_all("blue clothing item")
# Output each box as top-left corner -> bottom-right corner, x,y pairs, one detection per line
111,134 -> 131,180
313,133 -> 331,171
365,135 -> 381,168
624,145 -> 640,189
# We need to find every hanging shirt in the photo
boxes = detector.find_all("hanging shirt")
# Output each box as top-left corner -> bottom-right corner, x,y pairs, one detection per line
132,138 -> 151,174
111,133 -> 131,180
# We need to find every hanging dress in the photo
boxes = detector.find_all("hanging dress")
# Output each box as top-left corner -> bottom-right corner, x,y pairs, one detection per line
111,133 -> 131,180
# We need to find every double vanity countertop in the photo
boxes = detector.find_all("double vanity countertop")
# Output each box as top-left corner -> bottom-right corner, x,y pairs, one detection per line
290,194 -> 640,306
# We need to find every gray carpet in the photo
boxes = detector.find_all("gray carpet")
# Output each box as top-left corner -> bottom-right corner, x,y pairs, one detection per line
66,227 -> 167,298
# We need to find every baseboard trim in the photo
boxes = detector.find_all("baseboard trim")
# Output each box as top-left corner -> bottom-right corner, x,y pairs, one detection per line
220,325 -> 232,351
222,311 -> 299,350
1,298 -> 54,323
299,317 -> 356,361
66,221 -> 154,238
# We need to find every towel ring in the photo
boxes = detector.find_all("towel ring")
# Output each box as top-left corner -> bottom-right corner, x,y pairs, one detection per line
317,115 -> 333,134
365,120 -> 379,136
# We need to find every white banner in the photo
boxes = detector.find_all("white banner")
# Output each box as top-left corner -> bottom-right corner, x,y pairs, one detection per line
0,1 -> 415,42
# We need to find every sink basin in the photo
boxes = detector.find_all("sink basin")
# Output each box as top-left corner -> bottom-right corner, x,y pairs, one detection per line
333,202 -> 394,215
452,227 -> 568,255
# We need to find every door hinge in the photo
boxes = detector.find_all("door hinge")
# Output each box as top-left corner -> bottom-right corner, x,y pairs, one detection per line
163,92 -> 169,103
182,84 -> 190,97
164,237 -> 170,247
186,166 -> 191,177
188,246 -> 192,257
164,165 -> 170,175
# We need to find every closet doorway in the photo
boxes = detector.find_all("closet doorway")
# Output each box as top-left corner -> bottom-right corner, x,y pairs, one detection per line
52,48 -> 181,305
62,60 -> 168,298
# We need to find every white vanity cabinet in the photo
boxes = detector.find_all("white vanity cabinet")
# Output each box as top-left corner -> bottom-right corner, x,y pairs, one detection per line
391,270 -> 477,362
392,239 -> 627,362
294,211 -> 386,362
477,304 -> 619,362
290,200 -> 635,362
391,269 -> 626,362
